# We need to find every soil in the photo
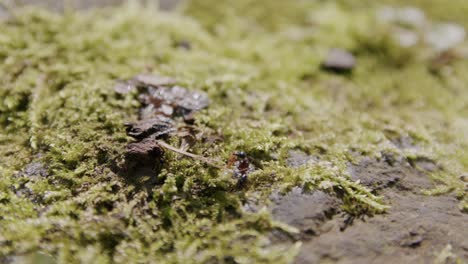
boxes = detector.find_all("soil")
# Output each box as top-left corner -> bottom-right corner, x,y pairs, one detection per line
270,159 -> 468,263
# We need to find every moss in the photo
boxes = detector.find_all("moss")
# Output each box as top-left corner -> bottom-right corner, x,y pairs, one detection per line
0,1 -> 467,263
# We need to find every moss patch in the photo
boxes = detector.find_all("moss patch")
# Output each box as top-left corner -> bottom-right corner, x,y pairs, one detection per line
0,1 -> 467,263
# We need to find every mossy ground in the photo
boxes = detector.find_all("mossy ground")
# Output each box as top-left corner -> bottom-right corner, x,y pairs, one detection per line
0,1 -> 467,263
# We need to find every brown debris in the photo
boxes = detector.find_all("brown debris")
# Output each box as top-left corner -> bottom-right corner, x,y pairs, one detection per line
429,50 -> 459,73
125,138 -> 164,169
119,73 -> 215,172
124,116 -> 175,140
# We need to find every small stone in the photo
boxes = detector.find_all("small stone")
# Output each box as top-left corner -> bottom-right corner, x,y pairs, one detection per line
160,104 -> 174,116
177,88 -> 210,112
400,231 -> 425,248
410,157 -> 439,172
114,80 -> 136,95
322,48 -> 356,73
269,187 -> 341,237
133,74 -> 176,87
20,162 -> 48,178
426,23 -> 465,51
176,40 -> 192,50
287,150 -> 315,168
393,28 -> 419,47
147,86 -> 210,117
139,104 -> 159,120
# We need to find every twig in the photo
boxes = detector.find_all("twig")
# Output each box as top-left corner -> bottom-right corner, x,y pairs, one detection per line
155,140 -> 225,169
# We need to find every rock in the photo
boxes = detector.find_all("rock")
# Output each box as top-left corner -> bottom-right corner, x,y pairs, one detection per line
389,135 -> 416,150
294,160 -> 468,263
399,231 -> 425,248
159,0 -> 180,11
409,157 -> 440,172
20,162 -> 48,178
175,40 -> 192,50
119,74 -> 209,120
3,252 -> 56,264
270,187 -> 341,237
322,48 -> 356,73
286,150 -> 316,168
147,86 -> 209,112
0,5 -> 11,22
174,86 -> 210,112
139,85 -> 210,120
349,158 -> 403,191
393,27 -> 419,47
378,7 -> 426,28
114,80 -> 136,95
426,23 -> 465,51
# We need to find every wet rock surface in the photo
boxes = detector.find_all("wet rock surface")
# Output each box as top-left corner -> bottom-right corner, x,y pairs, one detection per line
348,158 -> 434,192
286,150 -> 317,168
124,116 -> 175,140
322,48 -> 356,73
19,161 -> 48,179
271,159 -> 468,263
270,187 -> 341,238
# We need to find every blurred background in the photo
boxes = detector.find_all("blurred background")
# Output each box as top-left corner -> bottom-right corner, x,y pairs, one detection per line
0,0 -> 179,12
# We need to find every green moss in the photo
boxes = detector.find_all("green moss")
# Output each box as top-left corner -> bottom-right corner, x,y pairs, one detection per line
0,1 -> 467,263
